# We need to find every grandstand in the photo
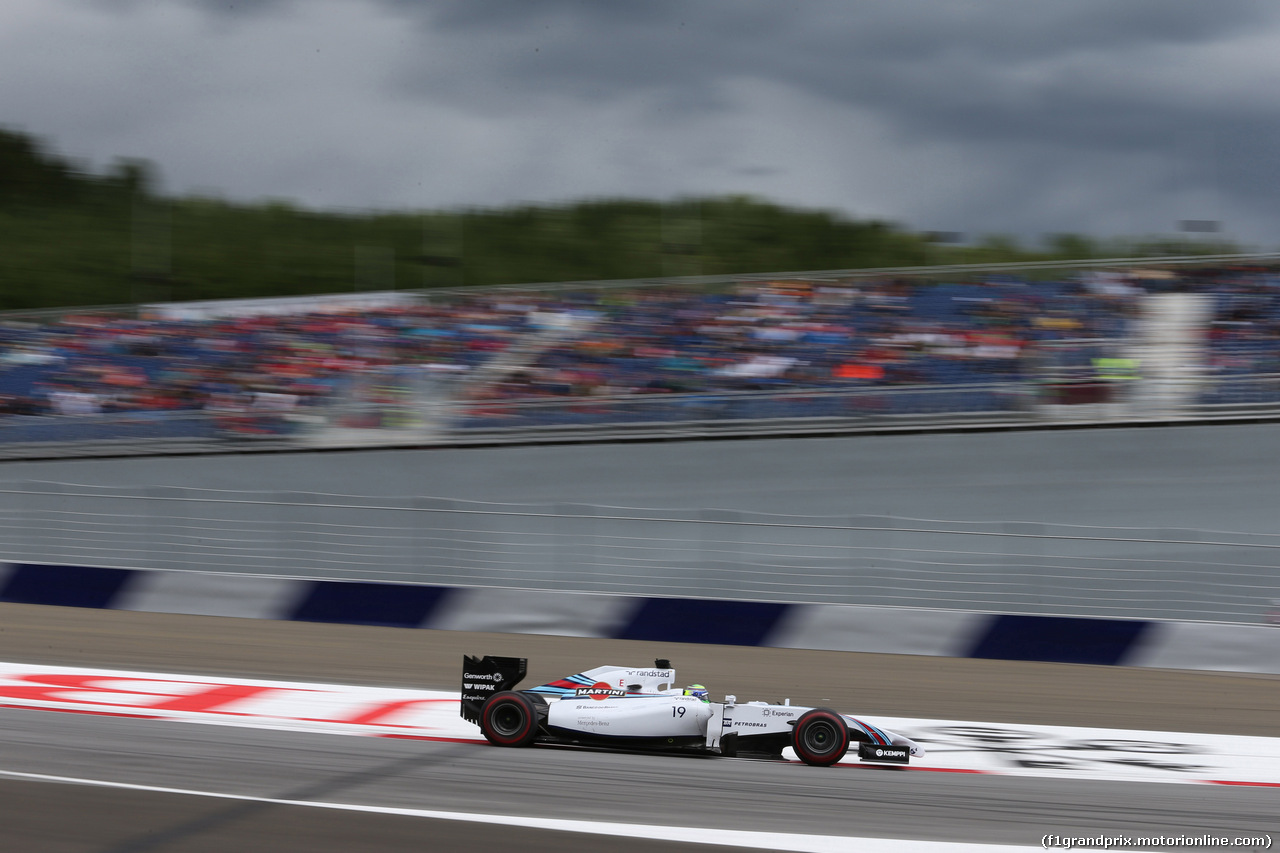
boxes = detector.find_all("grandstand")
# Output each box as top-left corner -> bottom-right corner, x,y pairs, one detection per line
2,252 -> 1280,456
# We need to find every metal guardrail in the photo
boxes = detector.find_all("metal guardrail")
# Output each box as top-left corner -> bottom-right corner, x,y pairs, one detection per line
3,376 -> 1280,458
0,482 -> 1275,624
452,383 -> 1034,432
0,409 -> 305,459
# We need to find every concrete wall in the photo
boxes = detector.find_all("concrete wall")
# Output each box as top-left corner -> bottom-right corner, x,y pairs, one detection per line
2,422 -> 1277,624
1,423 -> 1277,533
3,562 -> 1276,675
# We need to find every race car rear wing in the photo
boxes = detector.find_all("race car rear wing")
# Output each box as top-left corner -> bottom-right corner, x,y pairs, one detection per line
460,655 -> 528,724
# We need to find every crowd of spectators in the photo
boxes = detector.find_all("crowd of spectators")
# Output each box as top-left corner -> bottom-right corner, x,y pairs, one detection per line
0,296 -> 536,424
467,274 -> 1138,405
2,262 -> 1277,433
1198,265 -> 1280,375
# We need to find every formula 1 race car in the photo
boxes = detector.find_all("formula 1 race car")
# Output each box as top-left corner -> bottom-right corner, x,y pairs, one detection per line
460,655 -> 924,767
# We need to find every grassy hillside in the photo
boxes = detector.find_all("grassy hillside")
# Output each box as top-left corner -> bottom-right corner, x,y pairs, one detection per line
0,128 -> 1241,311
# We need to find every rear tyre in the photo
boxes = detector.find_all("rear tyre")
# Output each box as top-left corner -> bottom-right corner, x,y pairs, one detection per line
791,708 -> 850,766
480,691 -> 540,747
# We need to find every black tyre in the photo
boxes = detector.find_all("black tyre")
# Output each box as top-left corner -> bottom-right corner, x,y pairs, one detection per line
480,691 -> 540,747
791,708 -> 850,766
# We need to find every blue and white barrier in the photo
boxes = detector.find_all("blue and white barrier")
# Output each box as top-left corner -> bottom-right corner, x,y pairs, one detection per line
2,562 -> 1276,675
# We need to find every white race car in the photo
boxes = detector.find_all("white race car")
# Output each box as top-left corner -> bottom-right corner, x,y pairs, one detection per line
460,655 -> 924,767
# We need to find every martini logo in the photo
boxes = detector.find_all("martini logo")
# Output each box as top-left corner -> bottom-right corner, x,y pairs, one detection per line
575,682 -> 627,700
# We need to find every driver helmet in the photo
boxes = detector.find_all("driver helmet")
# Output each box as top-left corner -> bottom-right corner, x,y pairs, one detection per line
683,684 -> 709,701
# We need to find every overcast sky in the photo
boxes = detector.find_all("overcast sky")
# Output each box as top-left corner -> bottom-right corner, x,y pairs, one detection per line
4,0 -> 1280,248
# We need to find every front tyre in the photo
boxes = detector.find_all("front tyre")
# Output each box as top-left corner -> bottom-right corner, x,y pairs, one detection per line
480,692 -> 540,747
791,709 -> 850,766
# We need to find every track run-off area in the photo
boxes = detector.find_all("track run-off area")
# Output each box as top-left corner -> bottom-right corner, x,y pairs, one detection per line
1,605 -> 1277,852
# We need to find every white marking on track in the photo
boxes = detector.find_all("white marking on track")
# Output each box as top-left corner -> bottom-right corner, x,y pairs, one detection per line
0,662 -> 1276,786
0,768 -> 1040,852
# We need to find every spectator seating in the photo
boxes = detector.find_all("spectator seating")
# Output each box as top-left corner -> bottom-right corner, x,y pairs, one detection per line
13,262 -> 1280,438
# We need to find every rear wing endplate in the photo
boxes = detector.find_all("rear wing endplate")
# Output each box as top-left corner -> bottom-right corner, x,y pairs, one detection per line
460,655 -> 528,724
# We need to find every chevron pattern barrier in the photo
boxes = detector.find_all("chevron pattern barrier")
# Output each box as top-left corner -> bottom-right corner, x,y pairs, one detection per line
2,562 -> 1276,674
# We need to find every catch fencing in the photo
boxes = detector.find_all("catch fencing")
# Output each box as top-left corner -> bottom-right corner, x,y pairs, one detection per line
1,482 -> 1276,624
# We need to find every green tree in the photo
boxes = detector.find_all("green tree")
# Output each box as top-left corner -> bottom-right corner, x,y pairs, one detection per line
6,125 -> 1239,312
1044,233 -> 1100,259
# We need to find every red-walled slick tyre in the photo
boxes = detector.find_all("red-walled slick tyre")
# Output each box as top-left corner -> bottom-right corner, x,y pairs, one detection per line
791,708 -> 850,766
480,692 -> 540,747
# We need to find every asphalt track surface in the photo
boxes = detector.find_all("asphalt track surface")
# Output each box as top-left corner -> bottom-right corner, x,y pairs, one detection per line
1,604 -> 1278,852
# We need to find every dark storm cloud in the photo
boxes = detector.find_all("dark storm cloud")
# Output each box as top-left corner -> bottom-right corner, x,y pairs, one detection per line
383,2 -> 1280,169
395,1 -> 1275,138
426,0 -> 688,31
399,1 -> 1268,97
9,0 -> 1280,244
375,0 -> 1280,239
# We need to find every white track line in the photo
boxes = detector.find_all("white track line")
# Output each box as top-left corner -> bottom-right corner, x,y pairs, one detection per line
0,769 -> 1039,853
